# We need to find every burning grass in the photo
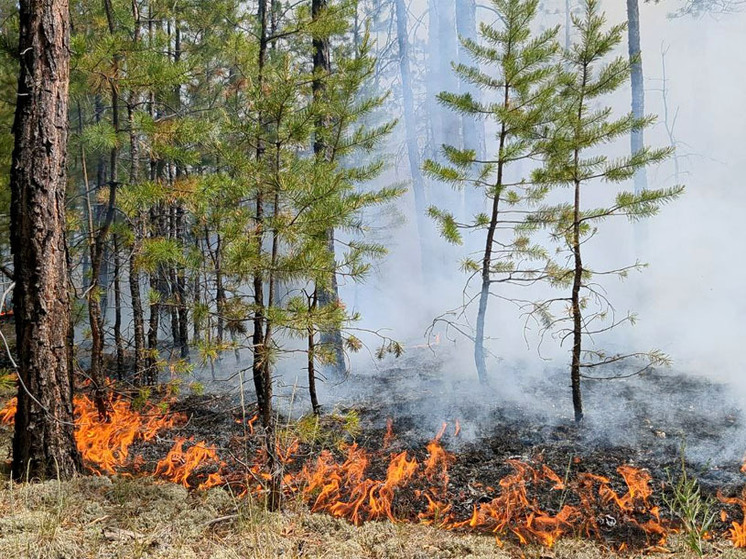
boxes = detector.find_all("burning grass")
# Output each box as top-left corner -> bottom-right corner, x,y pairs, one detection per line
2,390 -> 746,556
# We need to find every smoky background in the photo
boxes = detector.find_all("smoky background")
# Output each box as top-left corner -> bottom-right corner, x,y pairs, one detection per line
155,0 -> 746,465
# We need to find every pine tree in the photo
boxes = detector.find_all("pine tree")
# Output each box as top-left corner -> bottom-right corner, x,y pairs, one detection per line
425,0 -> 560,384
10,0 -> 83,479
531,0 -> 683,422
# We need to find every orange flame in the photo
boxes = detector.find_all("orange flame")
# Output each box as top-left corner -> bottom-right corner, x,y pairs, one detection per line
154,437 -> 223,488
74,395 -> 185,475
0,396 -> 16,424
382,418 -> 395,449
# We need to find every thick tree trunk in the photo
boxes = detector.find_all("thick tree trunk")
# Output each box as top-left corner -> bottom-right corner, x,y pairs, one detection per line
626,0 -> 647,194
10,0 -> 83,480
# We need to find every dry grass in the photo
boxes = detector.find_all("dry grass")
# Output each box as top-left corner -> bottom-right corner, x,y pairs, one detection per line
0,475 -> 742,559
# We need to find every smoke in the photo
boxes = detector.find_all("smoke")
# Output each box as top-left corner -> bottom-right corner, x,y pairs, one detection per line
180,1 -> 746,469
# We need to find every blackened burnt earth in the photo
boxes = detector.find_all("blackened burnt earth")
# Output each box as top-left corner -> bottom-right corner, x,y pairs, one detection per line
332,349 -> 746,546
137,347 -> 746,549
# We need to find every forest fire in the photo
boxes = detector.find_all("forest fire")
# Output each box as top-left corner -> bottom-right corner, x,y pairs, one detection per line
291,422 -> 674,549
4,392 -> 746,551
74,395 -> 186,474
154,437 -> 224,490
0,395 -> 190,479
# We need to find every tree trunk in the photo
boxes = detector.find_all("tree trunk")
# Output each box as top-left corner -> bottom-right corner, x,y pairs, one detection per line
113,235 -> 124,379
252,0 -> 280,512
312,0 -> 345,378
626,0 -> 647,194
436,0 -> 460,147
474,84 -> 508,385
87,0 -> 121,416
127,95 -> 145,382
308,289 -> 320,415
145,207 -> 162,387
456,0 -> 484,218
571,172 -> 583,423
10,0 -> 83,480
394,0 -> 429,277
175,204 -> 189,359
425,0 -> 443,158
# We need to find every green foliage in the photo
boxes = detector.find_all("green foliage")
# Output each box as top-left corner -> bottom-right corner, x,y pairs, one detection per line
663,452 -> 717,556
528,0 -> 683,373
137,239 -> 184,274
0,369 -> 15,394
424,0 -> 562,361
292,409 -> 361,449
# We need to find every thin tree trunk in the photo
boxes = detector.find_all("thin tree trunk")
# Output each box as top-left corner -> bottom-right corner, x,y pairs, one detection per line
146,206 -> 161,386
113,235 -> 124,379
456,0 -> 484,217
626,0 -> 647,193
86,0 -> 121,417
252,0 -> 280,512
128,95 -> 145,382
168,202 -> 180,349
210,231 -> 226,345
308,289 -> 321,415
474,83 -> 508,385
312,0 -> 345,378
437,0 -> 460,146
425,0 -> 443,157
10,0 -> 83,480
395,0 -> 429,277
571,173 -> 584,423
176,213 -> 189,359
569,62 -> 588,423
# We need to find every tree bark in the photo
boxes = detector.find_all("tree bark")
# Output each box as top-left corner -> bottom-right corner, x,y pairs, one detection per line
10,0 -> 83,480
252,0 -> 280,512
87,0 -> 121,416
474,79 -> 509,385
571,173 -> 584,423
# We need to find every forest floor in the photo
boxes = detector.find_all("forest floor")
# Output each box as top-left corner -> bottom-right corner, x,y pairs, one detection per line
1,346 -> 746,557
0,473 -> 737,559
